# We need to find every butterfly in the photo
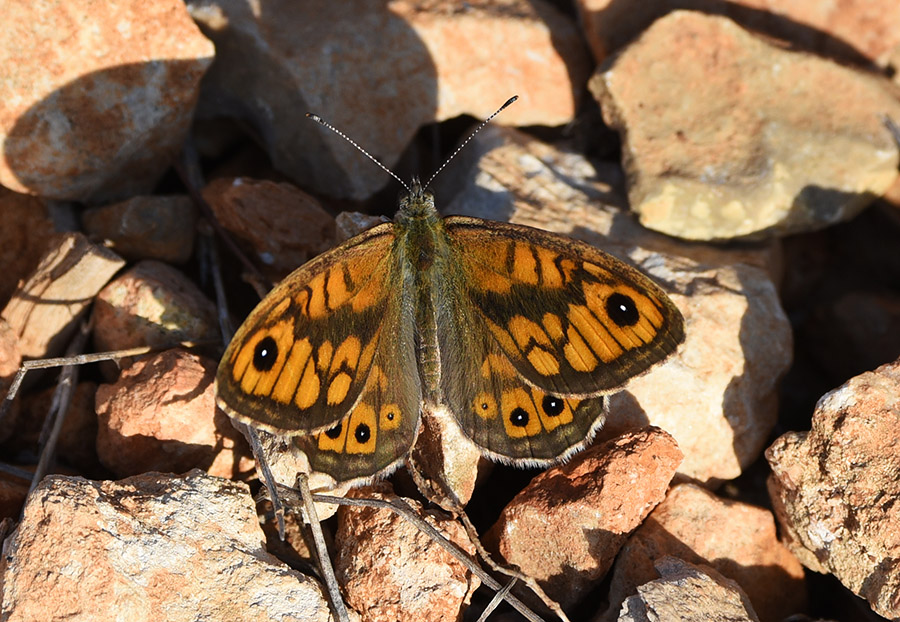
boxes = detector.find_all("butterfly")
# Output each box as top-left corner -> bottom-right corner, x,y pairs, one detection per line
214,176 -> 685,487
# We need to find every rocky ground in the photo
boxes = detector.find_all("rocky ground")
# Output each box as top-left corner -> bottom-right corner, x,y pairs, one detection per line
1,1 -> 899,621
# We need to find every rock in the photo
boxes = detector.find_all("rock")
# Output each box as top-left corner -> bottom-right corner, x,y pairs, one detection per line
767,359 -> 900,620
82,195 -> 197,264
0,187 -> 54,306
617,557 -> 760,622
2,232 -> 125,359
487,427 -> 682,610
0,318 -> 21,382
335,485 -> 480,622
92,260 -> 218,354
605,483 -> 807,622
188,0 -> 588,199
0,470 -> 331,621
436,124 -> 791,485
575,0 -> 900,68
335,212 -> 387,244
407,402 -> 482,510
591,11 -> 900,241
0,0 -> 214,202
95,348 -> 254,479
202,177 -> 336,280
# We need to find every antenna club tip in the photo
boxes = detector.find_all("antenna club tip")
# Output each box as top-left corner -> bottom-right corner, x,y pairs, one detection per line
306,113 -> 324,123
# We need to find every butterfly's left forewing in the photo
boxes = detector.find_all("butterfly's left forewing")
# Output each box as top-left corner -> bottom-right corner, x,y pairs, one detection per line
433,216 -> 683,463
444,217 -> 684,397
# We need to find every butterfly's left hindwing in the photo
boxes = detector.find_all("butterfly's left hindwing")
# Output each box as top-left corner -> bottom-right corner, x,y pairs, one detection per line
438,314 -> 608,463
292,330 -> 421,485
292,262 -> 422,484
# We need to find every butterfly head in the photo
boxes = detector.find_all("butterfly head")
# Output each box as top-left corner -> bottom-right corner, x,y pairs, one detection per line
395,178 -> 439,224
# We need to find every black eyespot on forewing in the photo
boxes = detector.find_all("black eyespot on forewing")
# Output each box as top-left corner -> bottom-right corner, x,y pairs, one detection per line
325,423 -> 343,439
606,293 -> 639,327
253,336 -> 278,371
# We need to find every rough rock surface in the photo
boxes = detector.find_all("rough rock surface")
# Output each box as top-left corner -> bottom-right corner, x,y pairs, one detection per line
0,471 -> 331,621
592,11 -> 900,241
95,348 -> 254,479
335,486 -> 479,622
767,359 -> 900,620
487,427 -> 682,610
605,483 -> 806,622
617,557 -> 761,622
189,0 -> 589,199
0,0 -> 214,201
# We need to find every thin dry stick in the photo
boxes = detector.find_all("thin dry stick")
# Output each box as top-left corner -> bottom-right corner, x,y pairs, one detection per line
205,230 -> 235,347
296,474 -> 351,622
175,137 -> 270,300
304,491 -> 547,622
476,577 -> 517,622
456,509 -> 571,622
0,462 -> 33,481
29,320 -> 91,493
0,344 -> 195,424
246,427 -> 287,540
883,115 -> 900,145
204,225 -> 289,542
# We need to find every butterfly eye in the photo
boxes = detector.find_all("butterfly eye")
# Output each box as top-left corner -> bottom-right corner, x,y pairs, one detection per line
542,395 -> 565,417
253,336 -> 279,371
606,293 -> 640,327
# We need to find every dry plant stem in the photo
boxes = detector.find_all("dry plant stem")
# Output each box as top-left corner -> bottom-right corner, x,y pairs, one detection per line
0,344 -> 193,424
305,491 -> 547,622
29,320 -> 91,494
0,462 -> 33,481
297,473 -> 351,622
476,577 -> 517,622
457,505 -> 572,622
409,454 -> 569,622
245,427 -> 287,540
205,232 -> 235,345
884,115 -> 900,146
175,139 -> 270,299
207,232 -> 288,541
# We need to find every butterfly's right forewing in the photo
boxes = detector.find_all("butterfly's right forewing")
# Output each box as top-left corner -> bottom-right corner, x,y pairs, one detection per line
215,223 -> 401,435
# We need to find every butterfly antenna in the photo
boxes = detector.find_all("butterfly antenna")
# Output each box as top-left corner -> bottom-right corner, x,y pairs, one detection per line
306,112 -> 411,193
424,95 -> 518,189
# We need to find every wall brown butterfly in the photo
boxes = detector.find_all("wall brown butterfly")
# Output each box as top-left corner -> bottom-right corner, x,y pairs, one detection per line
215,100 -> 685,486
